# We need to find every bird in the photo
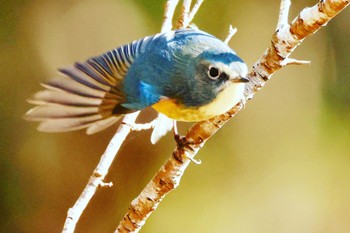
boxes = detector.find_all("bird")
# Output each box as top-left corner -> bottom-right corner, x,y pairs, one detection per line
25,28 -> 249,142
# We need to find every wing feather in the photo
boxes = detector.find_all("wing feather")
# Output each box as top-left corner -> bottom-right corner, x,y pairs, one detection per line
26,33 -> 162,134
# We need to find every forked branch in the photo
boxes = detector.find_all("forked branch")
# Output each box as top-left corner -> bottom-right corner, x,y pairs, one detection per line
115,0 -> 349,233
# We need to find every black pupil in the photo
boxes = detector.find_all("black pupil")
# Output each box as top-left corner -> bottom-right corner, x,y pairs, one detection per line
209,67 -> 219,78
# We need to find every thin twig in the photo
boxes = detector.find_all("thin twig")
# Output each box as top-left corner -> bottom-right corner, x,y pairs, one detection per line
281,58 -> 311,66
116,0 -> 350,232
224,25 -> 237,44
177,0 -> 192,28
188,0 -> 205,23
62,112 -> 140,233
161,0 -> 180,32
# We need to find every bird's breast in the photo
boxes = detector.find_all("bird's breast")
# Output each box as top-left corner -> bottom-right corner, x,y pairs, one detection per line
152,83 -> 245,122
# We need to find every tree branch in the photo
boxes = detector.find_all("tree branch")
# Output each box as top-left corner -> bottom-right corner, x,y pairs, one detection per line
115,0 -> 349,232
62,112 -> 140,233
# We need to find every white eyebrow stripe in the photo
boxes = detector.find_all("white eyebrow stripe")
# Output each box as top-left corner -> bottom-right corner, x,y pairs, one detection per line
215,61 -> 247,78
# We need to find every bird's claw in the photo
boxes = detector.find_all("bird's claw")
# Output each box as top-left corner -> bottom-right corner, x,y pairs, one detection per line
187,156 -> 202,165
174,134 -> 201,165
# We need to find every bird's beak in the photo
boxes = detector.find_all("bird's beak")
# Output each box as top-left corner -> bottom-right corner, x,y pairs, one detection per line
232,76 -> 250,83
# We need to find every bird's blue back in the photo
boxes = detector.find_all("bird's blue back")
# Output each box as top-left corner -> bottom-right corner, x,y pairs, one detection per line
120,29 -> 242,110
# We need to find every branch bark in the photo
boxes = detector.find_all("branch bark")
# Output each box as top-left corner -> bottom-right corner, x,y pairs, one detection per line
115,0 -> 349,232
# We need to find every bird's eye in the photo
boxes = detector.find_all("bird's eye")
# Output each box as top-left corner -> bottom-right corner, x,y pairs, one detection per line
208,66 -> 221,79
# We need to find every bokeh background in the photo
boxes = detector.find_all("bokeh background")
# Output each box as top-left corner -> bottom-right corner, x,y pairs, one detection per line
1,0 -> 350,232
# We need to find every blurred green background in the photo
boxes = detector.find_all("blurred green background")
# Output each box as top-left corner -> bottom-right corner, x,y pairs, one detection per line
1,0 -> 350,232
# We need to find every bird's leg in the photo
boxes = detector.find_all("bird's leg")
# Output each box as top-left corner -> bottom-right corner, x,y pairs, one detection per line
173,120 -> 180,136
240,98 -> 247,109
173,120 -> 185,145
173,120 -> 201,165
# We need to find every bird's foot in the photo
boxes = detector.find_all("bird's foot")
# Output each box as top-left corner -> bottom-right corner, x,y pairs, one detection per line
174,133 -> 201,165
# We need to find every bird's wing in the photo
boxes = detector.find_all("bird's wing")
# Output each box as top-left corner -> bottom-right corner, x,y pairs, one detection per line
25,34 -> 162,134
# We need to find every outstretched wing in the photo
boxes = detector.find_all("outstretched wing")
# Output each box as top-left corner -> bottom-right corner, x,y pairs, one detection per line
25,34 -> 161,134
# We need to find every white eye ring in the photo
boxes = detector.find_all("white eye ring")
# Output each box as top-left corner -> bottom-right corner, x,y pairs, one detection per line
208,66 -> 221,79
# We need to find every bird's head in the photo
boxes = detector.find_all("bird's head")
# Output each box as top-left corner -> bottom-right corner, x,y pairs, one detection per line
178,50 -> 248,107
197,51 -> 248,89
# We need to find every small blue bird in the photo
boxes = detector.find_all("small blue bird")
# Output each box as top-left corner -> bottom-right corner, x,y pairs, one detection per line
25,28 -> 248,141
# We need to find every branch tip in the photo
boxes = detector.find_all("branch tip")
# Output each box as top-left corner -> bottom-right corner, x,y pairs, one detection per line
281,58 -> 311,66
100,181 -> 113,188
188,0 -> 205,23
224,25 -> 237,44
188,156 -> 202,164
